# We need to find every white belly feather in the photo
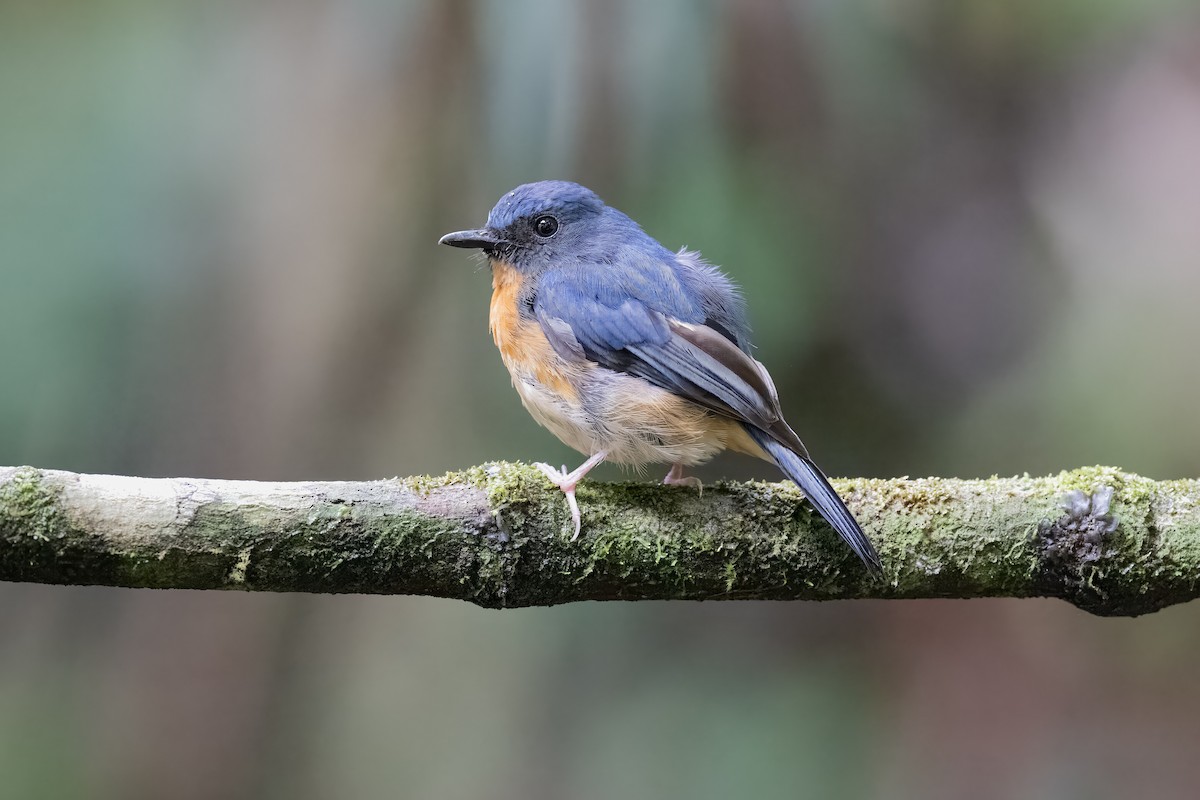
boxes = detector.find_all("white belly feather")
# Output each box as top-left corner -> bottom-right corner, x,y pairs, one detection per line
507,363 -> 736,467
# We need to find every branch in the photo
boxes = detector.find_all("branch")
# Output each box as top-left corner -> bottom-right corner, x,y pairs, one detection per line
1,464 -> 1196,616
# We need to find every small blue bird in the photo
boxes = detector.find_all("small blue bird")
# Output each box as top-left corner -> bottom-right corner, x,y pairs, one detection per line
440,181 -> 882,575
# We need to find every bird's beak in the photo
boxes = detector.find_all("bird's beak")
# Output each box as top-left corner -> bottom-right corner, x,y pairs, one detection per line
438,228 -> 503,250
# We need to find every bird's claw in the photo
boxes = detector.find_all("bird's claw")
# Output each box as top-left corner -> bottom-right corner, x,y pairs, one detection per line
663,474 -> 703,493
533,462 -> 583,540
662,464 -> 703,496
533,452 -> 607,540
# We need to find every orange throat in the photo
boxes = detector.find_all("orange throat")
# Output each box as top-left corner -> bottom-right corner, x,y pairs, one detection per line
487,260 -> 578,402
488,259 -> 523,354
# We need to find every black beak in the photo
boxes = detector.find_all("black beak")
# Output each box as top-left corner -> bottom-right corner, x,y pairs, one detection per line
438,228 -> 503,250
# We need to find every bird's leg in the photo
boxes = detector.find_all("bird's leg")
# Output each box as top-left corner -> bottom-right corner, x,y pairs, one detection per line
662,463 -> 703,494
533,451 -> 609,540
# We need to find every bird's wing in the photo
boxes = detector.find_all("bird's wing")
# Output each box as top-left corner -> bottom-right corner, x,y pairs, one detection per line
536,266 -> 806,455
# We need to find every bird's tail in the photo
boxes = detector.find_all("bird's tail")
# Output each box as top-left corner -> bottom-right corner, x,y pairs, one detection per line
743,424 -> 883,577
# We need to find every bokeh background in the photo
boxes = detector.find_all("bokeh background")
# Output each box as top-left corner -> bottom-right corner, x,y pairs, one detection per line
3,1 -> 1200,797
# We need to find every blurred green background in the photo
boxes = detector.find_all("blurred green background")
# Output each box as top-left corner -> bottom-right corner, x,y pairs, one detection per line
4,1 -> 1200,797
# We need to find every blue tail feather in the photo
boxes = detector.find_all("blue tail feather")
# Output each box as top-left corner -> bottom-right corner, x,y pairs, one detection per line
744,425 -> 883,577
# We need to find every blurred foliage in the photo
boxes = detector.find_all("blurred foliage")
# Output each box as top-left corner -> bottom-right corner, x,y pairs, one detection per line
3,1 -> 1200,798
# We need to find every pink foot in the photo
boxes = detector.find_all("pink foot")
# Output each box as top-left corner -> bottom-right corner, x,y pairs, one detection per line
533,451 -> 608,540
663,463 -> 703,494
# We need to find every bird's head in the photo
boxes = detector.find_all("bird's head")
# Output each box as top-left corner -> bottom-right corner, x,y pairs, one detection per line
439,180 -> 653,274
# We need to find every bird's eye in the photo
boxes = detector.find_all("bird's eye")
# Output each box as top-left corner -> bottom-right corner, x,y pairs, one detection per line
533,215 -> 559,238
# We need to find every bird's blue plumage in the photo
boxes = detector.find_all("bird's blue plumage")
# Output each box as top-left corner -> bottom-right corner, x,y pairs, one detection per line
486,181 -> 606,232
439,180 -> 882,575
487,181 -> 750,344
536,267 -> 775,427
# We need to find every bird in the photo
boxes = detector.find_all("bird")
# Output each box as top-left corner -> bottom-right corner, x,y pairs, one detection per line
439,180 -> 882,575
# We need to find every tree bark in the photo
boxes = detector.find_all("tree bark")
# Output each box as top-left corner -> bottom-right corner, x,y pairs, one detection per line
1,464 -> 1195,616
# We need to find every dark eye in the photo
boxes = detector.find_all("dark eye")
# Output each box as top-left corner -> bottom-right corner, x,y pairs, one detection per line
533,215 -> 559,238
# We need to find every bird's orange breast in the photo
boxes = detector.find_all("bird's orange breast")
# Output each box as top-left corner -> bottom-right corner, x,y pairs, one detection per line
489,260 -> 578,402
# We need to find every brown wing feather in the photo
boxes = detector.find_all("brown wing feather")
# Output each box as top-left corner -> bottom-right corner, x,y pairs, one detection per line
667,320 -> 810,458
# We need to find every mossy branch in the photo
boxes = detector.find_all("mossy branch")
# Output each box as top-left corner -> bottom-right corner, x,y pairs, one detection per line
1,464 -> 1197,616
